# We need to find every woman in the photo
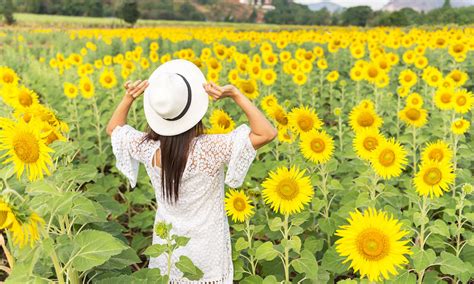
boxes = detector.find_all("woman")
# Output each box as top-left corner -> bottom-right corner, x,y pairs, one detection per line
106,59 -> 277,283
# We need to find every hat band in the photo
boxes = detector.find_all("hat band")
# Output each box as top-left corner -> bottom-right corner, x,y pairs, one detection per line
164,73 -> 192,121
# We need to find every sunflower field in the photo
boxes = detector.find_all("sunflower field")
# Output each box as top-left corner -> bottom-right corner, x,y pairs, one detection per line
0,24 -> 473,283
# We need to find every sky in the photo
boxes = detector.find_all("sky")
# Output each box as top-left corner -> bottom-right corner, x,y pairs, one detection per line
294,0 -> 391,10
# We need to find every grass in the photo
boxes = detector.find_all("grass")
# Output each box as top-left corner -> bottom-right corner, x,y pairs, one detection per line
3,13 -> 297,30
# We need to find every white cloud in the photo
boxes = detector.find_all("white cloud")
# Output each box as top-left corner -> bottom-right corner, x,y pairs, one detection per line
294,0 -> 391,10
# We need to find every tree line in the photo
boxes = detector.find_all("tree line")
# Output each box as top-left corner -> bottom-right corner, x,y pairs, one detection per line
2,0 -> 474,26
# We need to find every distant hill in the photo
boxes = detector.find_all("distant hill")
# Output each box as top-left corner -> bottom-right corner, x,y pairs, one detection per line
382,0 -> 474,12
307,1 -> 344,12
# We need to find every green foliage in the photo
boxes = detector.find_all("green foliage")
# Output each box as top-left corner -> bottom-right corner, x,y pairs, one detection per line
119,0 -> 140,26
341,5 -> 373,26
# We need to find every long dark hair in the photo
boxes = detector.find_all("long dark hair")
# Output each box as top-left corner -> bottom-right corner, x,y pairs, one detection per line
140,120 -> 204,205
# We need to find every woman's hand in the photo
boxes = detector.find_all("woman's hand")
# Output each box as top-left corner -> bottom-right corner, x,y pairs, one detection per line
124,79 -> 149,102
203,81 -> 240,101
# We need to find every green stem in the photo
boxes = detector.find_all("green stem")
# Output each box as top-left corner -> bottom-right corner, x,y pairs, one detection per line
455,191 -> 465,257
419,196 -> 429,250
412,126 -> 418,174
245,219 -> 256,275
72,98 -> 81,138
92,97 -> 103,157
337,115 -> 343,152
283,213 -> 290,283
50,249 -> 65,284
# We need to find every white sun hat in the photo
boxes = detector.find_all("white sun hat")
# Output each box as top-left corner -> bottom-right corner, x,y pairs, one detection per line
143,59 -> 209,136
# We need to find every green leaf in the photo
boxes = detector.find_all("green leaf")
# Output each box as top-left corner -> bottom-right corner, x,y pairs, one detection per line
291,249 -> 318,279
235,237 -> 249,251
262,275 -> 278,284
411,247 -> 436,272
430,219 -> 450,237
70,230 -> 127,271
321,246 -> 349,274
173,236 -> 190,248
439,252 -> 470,277
241,275 -> 264,284
143,244 -> 168,258
304,236 -> 324,253
255,242 -> 279,261
175,255 -> 204,281
268,217 -> 283,232
98,247 -> 140,270
287,235 -> 301,254
413,212 -> 429,227
386,270 -> 417,284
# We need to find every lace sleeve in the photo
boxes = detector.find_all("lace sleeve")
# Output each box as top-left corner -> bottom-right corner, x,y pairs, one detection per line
110,124 -> 160,188
221,124 -> 257,188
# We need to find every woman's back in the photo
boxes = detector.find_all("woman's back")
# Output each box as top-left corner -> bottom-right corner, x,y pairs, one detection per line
111,123 -> 257,283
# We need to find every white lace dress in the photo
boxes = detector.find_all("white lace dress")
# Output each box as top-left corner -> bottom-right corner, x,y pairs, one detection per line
111,123 -> 257,283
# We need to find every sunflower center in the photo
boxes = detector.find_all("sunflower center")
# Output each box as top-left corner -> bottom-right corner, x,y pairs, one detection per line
3,73 -> 13,83
233,197 -> 246,212
297,116 -> 313,132
310,138 -> 325,153
441,93 -> 452,103
429,149 -> 444,161
218,117 -> 230,129
363,136 -> 378,151
404,74 -> 412,82
18,90 -> 33,107
379,149 -> 395,166
84,84 -> 91,92
412,98 -> 419,104
357,229 -> 389,261
368,67 -> 378,78
105,76 -> 112,83
451,73 -> 461,82
275,110 -> 288,126
455,121 -> 464,128
357,111 -> 375,127
242,82 -> 255,94
13,132 -> 40,163
277,178 -> 299,200
406,108 -> 421,120
456,96 -> 466,106
423,167 -> 442,185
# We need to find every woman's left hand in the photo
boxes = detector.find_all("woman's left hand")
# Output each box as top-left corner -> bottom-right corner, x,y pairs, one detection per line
124,79 -> 149,101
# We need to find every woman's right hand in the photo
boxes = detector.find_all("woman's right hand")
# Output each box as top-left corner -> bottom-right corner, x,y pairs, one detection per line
203,81 -> 240,101
124,79 -> 149,102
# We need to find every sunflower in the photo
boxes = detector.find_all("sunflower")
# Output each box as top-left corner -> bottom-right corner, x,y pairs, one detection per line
447,69 -> 468,87
261,69 -> 277,86
292,72 -> 307,86
370,138 -> 408,179
237,79 -> 259,100
434,88 -> 455,110
421,140 -> 453,164
99,68 -> 117,89
288,106 -> 323,135
353,128 -> 385,160
260,94 -> 279,114
406,92 -> 423,108
349,104 -> 383,133
63,82 -> 78,99
299,129 -> 334,164
335,207 -> 412,282
326,71 -> 339,83
0,119 -> 53,181
399,69 -> 417,88
277,126 -> 295,144
453,89 -> 473,114
0,66 -> 19,86
350,66 -> 364,81
224,189 -> 255,223
269,105 -> 289,128
9,211 -> 45,248
79,76 -> 95,99
363,62 -> 382,84
398,106 -> 428,128
261,166 -> 314,215
0,200 -> 17,230
209,109 -> 235,134
5,85 -> 39,110
451,118 -> 470,135
414,160 -> 455,198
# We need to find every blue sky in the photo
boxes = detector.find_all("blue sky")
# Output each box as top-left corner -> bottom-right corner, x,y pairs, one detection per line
294,0 -> 391,10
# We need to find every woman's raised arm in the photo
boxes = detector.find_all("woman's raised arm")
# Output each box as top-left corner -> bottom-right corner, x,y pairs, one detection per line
106,80 -> 149,136
203,81 -> 278,150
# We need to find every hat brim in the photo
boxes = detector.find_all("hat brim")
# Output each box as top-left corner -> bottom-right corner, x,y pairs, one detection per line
143,59 -> 209,136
